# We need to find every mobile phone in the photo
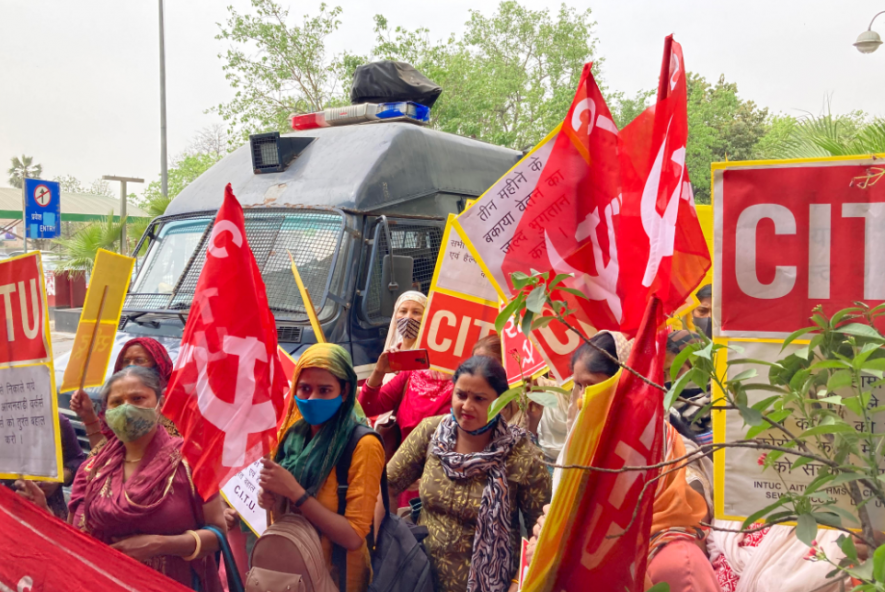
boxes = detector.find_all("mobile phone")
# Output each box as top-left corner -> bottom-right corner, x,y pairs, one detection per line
388,349 -> 431,372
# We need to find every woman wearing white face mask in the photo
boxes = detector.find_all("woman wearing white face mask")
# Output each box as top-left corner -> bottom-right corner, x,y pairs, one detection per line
359,291 -> 454,508
17,366 -> 227,591
359,291 -> 454,451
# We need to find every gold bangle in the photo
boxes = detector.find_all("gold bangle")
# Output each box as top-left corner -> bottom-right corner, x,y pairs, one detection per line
183,529 -> 202,561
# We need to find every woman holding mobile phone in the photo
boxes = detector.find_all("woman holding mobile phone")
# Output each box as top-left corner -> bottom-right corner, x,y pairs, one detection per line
358,291 -> 453,506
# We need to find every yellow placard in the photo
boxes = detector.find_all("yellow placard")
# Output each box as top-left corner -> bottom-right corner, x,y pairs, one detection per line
60,249 -> 135,392
288,251 -> 325,343
523,370 -> 621,591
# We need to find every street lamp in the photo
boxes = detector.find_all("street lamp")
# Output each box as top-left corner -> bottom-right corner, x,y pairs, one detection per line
855,11 -> 885,53
102,175 -> 144,255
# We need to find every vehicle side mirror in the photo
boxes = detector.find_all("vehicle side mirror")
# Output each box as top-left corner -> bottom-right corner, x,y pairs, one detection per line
380,254 -> 414,317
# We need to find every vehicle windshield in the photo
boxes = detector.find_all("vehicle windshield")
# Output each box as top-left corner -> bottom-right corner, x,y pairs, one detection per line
127,210 -> 345,322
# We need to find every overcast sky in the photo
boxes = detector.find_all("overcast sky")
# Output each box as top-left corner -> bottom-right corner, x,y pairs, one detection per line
2,0 -> 883,197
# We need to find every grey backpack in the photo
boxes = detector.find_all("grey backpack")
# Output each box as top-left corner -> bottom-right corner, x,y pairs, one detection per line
333,425 -> 435,592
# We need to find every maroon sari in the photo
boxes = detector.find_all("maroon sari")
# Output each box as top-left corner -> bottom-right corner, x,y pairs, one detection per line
69,427 -> 222,591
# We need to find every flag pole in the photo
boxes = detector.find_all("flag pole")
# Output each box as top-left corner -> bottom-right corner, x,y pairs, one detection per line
656,35 -> 674,102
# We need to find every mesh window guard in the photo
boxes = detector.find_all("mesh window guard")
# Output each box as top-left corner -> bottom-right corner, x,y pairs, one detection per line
362,219 -> 443,323
126,210 -> 345,322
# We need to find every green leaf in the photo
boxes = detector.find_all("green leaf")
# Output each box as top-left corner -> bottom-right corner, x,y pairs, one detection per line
838,323 -> 885,341
548,273 -> 572,290
511,270 -> 531,285
737,404 -> 764,427
488,387 -> 521,420
854,342 -> 882,367
646,584 -> 670,592
862,358 -> 885,372
839,534 -> 859,562
751,395 -> 780,413
743,384 -> 789,395
796,513 -> 817,546
670,343 -> 701,382
730,368 -> 758,382
799,424 -> 856,438
495,298 -> 521,335
556,287 -> 589,300
695,342 -> 714,360
830,472 -> 867,487
844,395 -> 866,416
792,455 -> 815,470
531,316 -> 554,331
730,358 -> 784,369
873,541 -> 885,582
818,395 -> 843,405
526,285 -> 547,314
812,313 -> 829,329
664,372 -> 693,411
527,390 -> 559,408
827,370 -> 854,392
530,385 -> 570,395
809,360 -> 852,371
782,326 -> 816,351
520,310 -> 535,337
741,496 -> 790,529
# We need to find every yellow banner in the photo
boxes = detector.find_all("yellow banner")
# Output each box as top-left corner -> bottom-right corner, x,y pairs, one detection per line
522,370 -> 621,591
60,249 -> 135,391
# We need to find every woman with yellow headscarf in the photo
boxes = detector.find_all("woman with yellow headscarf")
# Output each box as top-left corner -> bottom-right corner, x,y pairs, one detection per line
251,344 -> 385,592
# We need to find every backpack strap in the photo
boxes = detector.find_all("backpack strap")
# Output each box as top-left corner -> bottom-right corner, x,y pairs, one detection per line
332,425 -> 381,592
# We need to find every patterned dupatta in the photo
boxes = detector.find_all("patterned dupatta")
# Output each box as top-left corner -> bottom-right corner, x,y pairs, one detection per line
431,414 -> 523,592
69,427 -> 187,541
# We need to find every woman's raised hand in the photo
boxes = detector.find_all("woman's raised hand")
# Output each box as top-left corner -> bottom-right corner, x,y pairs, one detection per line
257,488 -> 276,511
69,389 -> 98,424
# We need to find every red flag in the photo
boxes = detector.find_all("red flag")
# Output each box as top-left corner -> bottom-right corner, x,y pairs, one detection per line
163,184 -> 288,500
618,37 -> 711,334
553,297 -> 666,591
501,62 -> 623,334
0,485 -> 191,592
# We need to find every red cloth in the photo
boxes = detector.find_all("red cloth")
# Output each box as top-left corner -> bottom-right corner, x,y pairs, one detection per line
67,427 -> 221,591
0,483 -> 193,592
617,37 -> 711,334
114,337 -> 174,384
163,184 -> 288,500
553,297 -> 667,592
500,61 -> 623,334
358,370 -> 453,439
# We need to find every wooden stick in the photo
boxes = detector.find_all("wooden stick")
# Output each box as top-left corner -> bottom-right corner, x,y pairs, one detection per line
79,285 -> 108,391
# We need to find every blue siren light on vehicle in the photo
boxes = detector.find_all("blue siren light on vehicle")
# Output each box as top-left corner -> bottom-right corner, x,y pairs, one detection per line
375,102 -> 430,122
290,101 -> 429,130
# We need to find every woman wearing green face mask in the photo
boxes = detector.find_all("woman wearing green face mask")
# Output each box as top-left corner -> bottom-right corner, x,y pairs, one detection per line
18,366 -> 227,591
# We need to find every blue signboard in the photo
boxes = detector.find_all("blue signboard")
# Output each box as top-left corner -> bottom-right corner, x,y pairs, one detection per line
23,178 -> 61,239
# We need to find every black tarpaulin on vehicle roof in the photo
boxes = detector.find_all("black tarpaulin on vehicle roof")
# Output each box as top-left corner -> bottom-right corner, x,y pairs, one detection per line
163,122 -> 521,216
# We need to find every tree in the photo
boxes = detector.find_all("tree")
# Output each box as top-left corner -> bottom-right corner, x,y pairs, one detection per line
213,1 -> 358,142
53,213 -> 125,273
684,73 -> 770,203
773,111 -> 885,159
187,123 -> 229,159
50,175 -> 115,197
7,155 -> 42,188
373,2 -> 600,150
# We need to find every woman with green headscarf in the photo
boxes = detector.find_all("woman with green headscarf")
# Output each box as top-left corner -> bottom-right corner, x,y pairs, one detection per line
253,344 -> 385,592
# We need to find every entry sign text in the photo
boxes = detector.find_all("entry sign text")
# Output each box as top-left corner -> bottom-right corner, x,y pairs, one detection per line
714,159 -> 885,337
23,178 -> 61,240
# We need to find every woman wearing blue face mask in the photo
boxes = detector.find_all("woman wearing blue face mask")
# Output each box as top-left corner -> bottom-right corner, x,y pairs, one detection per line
254,343 -> 385,592
387,355 -> 551,592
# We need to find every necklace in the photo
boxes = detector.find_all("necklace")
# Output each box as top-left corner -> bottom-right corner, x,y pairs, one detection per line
124,457 -> 143,464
